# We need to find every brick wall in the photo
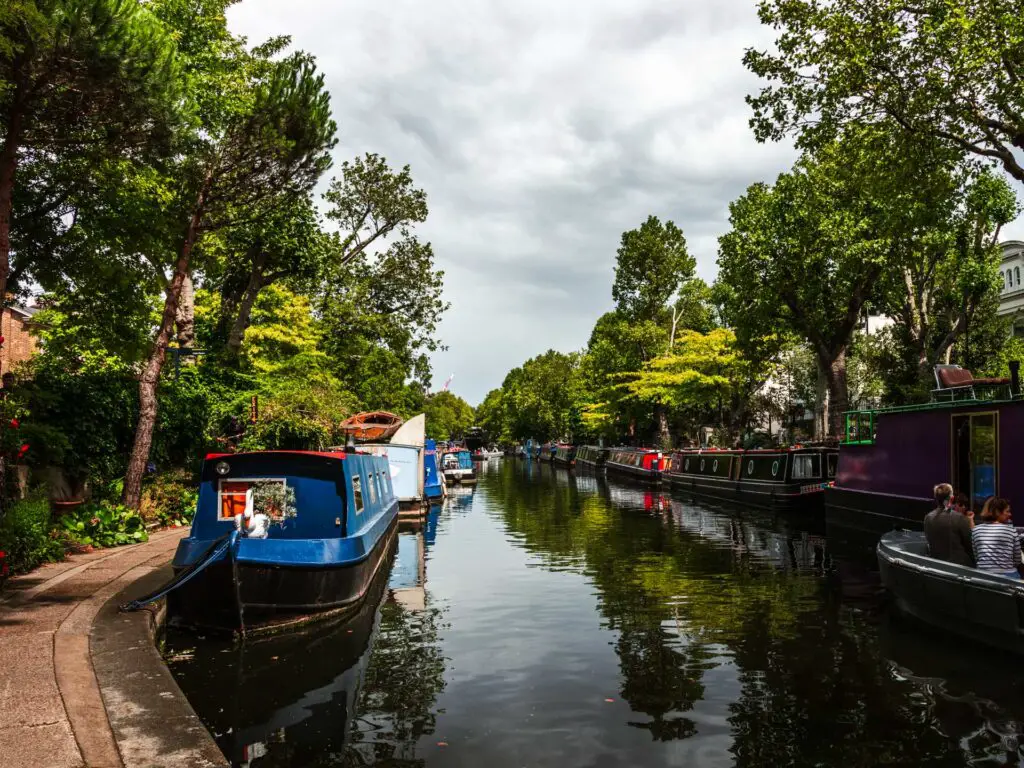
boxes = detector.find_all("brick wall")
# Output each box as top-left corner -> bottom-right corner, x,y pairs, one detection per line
0,308 -> 38,374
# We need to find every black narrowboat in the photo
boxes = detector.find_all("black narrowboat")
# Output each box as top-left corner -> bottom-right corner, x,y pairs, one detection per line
665,446 -> 836,510
604,447 -> 668,484
574,445 -> 609,470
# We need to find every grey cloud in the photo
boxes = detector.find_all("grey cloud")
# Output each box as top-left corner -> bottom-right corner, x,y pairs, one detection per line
228,0 -> 800,404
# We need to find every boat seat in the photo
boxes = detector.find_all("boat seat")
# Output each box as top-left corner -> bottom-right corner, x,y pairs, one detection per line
933,364 -> 1010,401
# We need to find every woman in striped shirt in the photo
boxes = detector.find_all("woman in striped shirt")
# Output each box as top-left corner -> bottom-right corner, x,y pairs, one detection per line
971,497 -> 1022,579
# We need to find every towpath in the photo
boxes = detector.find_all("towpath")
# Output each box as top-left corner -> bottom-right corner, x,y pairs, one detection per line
0,528 -> 226,768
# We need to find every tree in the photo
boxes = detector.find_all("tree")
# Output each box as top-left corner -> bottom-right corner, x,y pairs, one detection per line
746,0 -> 1024,189
423,391 -> 474,441
617,329 -> 771,445
0,0 -> 178,305
613,215 -> 695,325
718,132 -> 894,436
122,14 -> 337,508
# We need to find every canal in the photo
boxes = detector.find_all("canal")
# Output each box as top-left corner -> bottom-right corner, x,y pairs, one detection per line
166,460 -> 1024,767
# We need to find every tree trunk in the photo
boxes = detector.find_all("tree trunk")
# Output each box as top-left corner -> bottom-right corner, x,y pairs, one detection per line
123,180 -> 210,509
655,404 -> 671,449
814,361 -> 828,440
0,100 -> 24,311
175,271 -> 196,361
824,348 -> 849,438
227,270 -> 265,354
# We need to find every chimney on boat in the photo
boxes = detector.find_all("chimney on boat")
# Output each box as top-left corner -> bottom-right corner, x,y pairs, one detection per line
1011,360 -> 1021,397
344,433 -> 357,454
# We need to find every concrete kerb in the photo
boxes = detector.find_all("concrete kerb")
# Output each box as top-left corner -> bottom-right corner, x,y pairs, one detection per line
90,564 -> 228,768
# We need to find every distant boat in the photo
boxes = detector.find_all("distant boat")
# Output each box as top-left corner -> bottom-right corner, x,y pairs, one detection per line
340,411 -> 404,442
441,449 -> 476,484
356,415 -> 427,508
604,447 -> 669,483
423,439 -> 444,500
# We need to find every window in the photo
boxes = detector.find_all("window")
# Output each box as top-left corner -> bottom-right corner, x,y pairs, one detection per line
220,481 -> 250,519
791,455 -> 819,480
1002,271 -> 1007,290
352,474 -> 363,514
367,470 -> 377,504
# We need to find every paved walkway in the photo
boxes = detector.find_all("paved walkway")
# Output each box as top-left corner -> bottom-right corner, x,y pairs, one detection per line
0,528 -> 217,768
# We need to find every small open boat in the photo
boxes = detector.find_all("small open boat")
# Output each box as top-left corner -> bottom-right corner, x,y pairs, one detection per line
340,411 -> 404,442
877,530 -> 1024,654
161,449 -> 399,635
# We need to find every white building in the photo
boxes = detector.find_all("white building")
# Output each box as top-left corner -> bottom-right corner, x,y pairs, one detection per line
998,240 -> 1024,336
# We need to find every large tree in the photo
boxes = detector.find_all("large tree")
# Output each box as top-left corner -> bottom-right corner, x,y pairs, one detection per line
122,11 -> 337,507
613,215 -> 695,326
718,133 -> 895,436
0,0 -> 178,305
745,0 -> 1024,189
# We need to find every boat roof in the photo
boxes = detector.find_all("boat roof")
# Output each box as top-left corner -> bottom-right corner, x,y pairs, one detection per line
204,450 -> 353,462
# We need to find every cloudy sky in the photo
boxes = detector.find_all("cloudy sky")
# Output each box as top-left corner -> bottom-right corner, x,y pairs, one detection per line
228,0 -> 1023,406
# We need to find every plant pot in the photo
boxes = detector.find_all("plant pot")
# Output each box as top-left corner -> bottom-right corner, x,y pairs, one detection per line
51,499 -> 85,517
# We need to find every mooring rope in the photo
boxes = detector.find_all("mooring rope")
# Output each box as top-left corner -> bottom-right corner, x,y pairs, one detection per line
119,531 -> 238,612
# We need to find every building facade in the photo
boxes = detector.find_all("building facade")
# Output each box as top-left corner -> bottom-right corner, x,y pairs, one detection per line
0,305 -> 39,376
998,240 -> 1024,336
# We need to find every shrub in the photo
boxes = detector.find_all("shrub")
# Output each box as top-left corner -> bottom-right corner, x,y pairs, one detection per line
141,469 -> 198,527
59,501 -> 148,547
0,495 -> 66,575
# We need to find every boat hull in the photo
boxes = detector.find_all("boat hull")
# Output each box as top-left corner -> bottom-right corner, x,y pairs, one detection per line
877,530 -> 1024,655
169,517 -> 398,634
665,473 -> 826,511
605,462 -> 661,484
826,485 -> 932,534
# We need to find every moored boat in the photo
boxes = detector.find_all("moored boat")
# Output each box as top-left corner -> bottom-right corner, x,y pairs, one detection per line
441,449 -> 476,484
552,445 -> 577,466
340,411 -> 404,442
424,439 -> 444,500
538,443 -> 557,462
604,447 -> 668,483
665,446 -> 836,510
828,379 -> 1024,532
574,445 -> 609,470
877,530 -> 1024,654
165,449 -> 399,634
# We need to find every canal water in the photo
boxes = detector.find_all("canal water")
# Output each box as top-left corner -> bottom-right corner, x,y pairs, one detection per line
166,460 -> 1024,767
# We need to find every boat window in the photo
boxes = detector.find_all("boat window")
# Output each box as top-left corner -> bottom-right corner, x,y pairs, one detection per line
367,469 -> 377,504
352,474 -> 363,514
791,455 -> 818,480
219,481 -> 251,519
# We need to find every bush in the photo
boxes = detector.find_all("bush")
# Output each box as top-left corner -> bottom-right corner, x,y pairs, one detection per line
0,495 -> 66,575
141,470 -> 198,527
59,501 -> 148,547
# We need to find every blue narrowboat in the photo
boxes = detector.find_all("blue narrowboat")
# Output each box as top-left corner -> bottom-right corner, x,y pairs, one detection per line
167,450 -> 398,634
423,439 -> 443,499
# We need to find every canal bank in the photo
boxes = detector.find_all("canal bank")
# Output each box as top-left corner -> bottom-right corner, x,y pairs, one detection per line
0,528 -> 226,768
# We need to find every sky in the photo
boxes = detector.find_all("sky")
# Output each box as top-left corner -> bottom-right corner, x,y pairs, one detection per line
227,0 -> 1024,407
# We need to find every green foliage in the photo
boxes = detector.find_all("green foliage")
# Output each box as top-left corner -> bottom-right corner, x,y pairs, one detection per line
613,216 -> 695,323
746,0 -> 1024,186
251,480 -> 296,520
59,501 -> 148,547
423,391 -> 475,441
141,469 -> 197,526
0,495 -> 64,574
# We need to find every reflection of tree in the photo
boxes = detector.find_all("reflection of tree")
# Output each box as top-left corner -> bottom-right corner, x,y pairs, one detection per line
343,598 -> 446,767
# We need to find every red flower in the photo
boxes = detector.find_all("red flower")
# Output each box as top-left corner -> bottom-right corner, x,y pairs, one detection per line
9,418 -> 17,429
17,443 -> 29,457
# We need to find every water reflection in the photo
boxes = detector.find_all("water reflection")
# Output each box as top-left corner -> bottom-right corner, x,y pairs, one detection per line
168,461 -> 1024,767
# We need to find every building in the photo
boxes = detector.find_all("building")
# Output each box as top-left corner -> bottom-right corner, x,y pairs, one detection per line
998,240 -> 1024,336
0,304 -> 39,375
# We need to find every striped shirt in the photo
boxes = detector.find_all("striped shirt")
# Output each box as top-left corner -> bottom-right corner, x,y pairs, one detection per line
971,523 -> 1022,573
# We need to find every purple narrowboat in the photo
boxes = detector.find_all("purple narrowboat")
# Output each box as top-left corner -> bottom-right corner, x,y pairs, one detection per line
827,393 -> 1018,532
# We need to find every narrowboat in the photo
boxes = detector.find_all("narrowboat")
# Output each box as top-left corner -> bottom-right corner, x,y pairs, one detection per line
877,530 -> 1024,655
665,446 -> 837,510
574,445 -> 609,470
441,449 -> 476,484
424,439 -> 444,500
552,445 -> 577,467
538,443 -> 557,462
828,381 -> 1024,532
164,449 -> 399,634
356,415 -> 426,509
604,447 -> 669,483
340,411 -> 404,442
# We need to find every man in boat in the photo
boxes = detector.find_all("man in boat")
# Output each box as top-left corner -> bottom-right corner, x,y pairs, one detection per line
923,483 -> 974,567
